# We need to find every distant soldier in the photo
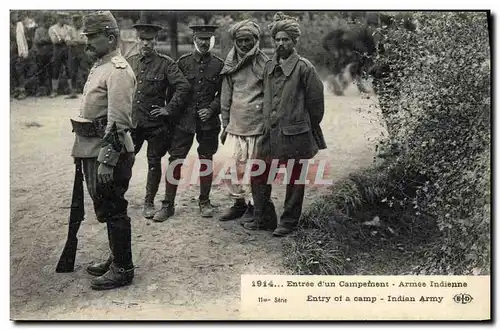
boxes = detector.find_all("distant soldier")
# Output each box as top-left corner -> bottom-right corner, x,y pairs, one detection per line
48,12 -> 72,98
126,22 -> 190,219
33,12 -> 54,96
11,10 -> 30,100
157,25 -> 224,220
218,19 -> 269,223
65,14 -> 88,98
71,11 -> 137,290
245,12 -> 326,237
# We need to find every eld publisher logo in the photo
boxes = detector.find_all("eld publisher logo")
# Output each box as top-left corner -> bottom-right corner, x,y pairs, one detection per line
453,293 -> 473,304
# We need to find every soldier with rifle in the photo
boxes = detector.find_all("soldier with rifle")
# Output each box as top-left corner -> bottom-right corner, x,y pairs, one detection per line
57,11 -> 137,291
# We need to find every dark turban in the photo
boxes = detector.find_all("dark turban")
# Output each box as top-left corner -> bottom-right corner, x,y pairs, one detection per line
228,19 -> 261,40
268,12 -> 301,41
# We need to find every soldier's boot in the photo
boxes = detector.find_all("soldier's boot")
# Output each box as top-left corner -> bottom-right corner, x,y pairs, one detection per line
91,216 -> 134,290
239,201 -> 255,225
86,255 -> 113,276
219,198 -> 247,221
199,199 -> 214,218
273,175 -> 304,237
50,79 -> 59,98
143,165 -> 162,219
199,172 -> 214,218
153,180 -> 176,222
16,87 -> 27,100
90,263 -> 135,290
153,161 -> 180,222
244,207 -> 278,231
35,87 -> 46,97
272,226 -> 295,237
153,202 -> 175,222
244,183 -> 277,231
65,79 -> 77,99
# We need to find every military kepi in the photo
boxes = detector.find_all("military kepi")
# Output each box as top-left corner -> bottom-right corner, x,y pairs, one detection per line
189,25 -> 218,38
81,10 -> 119,35
132,23 -> 163,40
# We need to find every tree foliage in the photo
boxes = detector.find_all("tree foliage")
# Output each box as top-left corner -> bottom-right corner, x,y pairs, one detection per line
372,12 -> 491,274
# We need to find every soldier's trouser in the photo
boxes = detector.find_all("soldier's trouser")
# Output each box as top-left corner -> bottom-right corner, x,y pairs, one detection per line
52,44 -> 69,79
164,126 -> 220,205
250,159 -> 305,229
14,56 -> 28,89
224,133 -> 264,202
35,44 -> 53,94
132,125 -> 172,204
81,153 -> 135,268
68,45 -> 86,89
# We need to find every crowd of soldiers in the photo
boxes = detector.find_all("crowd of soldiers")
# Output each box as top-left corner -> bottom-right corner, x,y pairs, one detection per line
55,10 -> 326,291
10,11 -> 92,100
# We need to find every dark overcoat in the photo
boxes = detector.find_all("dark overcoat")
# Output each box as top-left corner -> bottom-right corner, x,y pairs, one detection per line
257,50 -> 327,161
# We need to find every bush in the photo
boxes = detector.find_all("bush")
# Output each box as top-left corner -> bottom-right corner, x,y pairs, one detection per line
370,12 -> 491,274
283,12 -> 491,276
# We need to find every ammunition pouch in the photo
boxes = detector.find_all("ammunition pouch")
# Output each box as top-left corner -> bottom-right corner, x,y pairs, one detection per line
71,115 -> 108,138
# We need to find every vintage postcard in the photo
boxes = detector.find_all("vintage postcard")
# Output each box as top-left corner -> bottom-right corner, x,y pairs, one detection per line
8,7 -> 491,321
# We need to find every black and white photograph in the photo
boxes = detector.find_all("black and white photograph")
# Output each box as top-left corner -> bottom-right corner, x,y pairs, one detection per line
7,4 -> 492,321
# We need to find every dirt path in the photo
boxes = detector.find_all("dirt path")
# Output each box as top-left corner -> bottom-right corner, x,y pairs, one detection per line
10,84 -> 385,320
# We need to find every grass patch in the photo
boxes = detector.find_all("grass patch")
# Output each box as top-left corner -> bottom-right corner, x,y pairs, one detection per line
282,165 -> 440,275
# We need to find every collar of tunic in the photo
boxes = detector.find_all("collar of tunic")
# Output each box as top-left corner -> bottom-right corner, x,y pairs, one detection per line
269,49 -> 300,77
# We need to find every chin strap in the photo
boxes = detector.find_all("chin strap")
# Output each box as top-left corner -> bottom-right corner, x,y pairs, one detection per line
194,36 -> 215,54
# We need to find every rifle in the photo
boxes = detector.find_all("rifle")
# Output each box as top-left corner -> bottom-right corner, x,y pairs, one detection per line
56,158 -> 85,273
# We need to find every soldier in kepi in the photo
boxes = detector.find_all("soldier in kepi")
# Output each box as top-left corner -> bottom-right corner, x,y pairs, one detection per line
70,11 -> 137,290
126,22 -> 190,219
157,25 -> 224,221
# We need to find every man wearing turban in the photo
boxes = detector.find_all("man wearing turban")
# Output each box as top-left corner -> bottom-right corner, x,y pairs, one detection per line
218,19 -> 269,223
244,12 -> 327,237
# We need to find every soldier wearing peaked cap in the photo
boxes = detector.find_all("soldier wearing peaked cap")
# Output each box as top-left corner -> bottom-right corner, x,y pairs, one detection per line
158,24 -> 224,220
125,21 -> 191,221
68,10 -> 137,290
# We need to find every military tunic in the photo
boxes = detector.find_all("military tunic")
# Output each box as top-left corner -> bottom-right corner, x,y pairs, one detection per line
169,51 -> 223,160
126,51 -> 190,167
71,48 -> 136,226
163,50 -> 224,205
126,51 -> 190,129
71,49 -> 136,162
251,50 -> 326,231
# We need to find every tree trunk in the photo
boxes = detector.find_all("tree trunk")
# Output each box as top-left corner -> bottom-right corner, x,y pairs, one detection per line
168,14 -> 178,59
139,10 -> 149,23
